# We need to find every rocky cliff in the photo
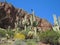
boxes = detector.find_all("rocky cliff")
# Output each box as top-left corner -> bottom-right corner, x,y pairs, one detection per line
0,2 -> 52,31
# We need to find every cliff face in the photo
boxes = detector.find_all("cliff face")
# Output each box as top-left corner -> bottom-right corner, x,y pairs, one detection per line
0,2 -> 52,31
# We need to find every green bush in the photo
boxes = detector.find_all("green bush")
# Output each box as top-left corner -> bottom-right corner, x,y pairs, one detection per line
0,29 -> 6,37
20,29 -> 31,39
14,40 -> 26,45
7,30 -> 14,38
26,39 -> 37,45
38,30 -> 60,45
33,21 -> 38,27
0,28 -> 14,38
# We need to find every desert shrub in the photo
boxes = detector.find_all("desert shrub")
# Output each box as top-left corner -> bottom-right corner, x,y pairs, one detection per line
0,28 -> 15,38
20,29 -> 32,39
38,30 -> 60,45
14,40 -> 26,45
14,32 -> 25,40
21,29 -> 30,35
33,21 -> 38,27
57,30 -> 60,34
7,30 -> 14,38
0,29 -> 6,37
26,39 -> 37,45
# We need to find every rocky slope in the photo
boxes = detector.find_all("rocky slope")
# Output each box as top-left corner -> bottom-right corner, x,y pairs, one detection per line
0,2 -> 52,31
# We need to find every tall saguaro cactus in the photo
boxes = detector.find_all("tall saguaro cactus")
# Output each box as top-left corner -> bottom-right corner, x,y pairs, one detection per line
53,14 -> 59,31
58,16 -> 60,27
32,10 -> 35,22
31,9 -> 37,37
53,14 -> 58,26
24,15 -> 27,31
30,15 -> 33,26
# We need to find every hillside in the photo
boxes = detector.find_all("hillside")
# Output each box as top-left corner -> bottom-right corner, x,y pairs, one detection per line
0,2 -> 52,31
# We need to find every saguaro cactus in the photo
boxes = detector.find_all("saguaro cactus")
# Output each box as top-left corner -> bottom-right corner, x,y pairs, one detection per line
53,14 -> 58,26
53,14 -> 59,31
32,9 -> 35,22
24,15 -> 27,31
31,9 -> 37,36
30,15 -> 33,26
58,16 -> 60,27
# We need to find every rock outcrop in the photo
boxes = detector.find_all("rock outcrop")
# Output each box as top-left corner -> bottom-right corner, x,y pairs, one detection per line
0,2 -> 52,31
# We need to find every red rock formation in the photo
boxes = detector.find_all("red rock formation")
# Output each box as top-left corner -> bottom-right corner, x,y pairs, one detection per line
0,2 -> 52,30
0,2 -> 16,28
38,19 -> 52,31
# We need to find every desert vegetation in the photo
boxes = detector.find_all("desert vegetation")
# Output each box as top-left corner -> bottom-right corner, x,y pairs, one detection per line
0,2 -> 60,45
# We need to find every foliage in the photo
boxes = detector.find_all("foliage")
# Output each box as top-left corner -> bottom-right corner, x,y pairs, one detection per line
0,28 -> 14,38
57,30 -> 60,34
14,32 -> 25,40
14,40 -> 26,45
14,39 -> 37,45
38,30 -> 60,45
21,29 -> 30,35
33,21 -> 38,27
6,30 -> 14,38
20,29 -> 32,39
0,28 -> 6,37
26,39 -> 37,45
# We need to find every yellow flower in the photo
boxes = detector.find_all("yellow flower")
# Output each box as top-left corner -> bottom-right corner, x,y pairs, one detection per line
14,33 -> 25,40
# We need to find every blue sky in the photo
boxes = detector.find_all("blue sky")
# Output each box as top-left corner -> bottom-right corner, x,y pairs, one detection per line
6,0 -> 60,25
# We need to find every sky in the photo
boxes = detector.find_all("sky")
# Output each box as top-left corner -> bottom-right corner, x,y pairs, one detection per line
4,0 -> 60,25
